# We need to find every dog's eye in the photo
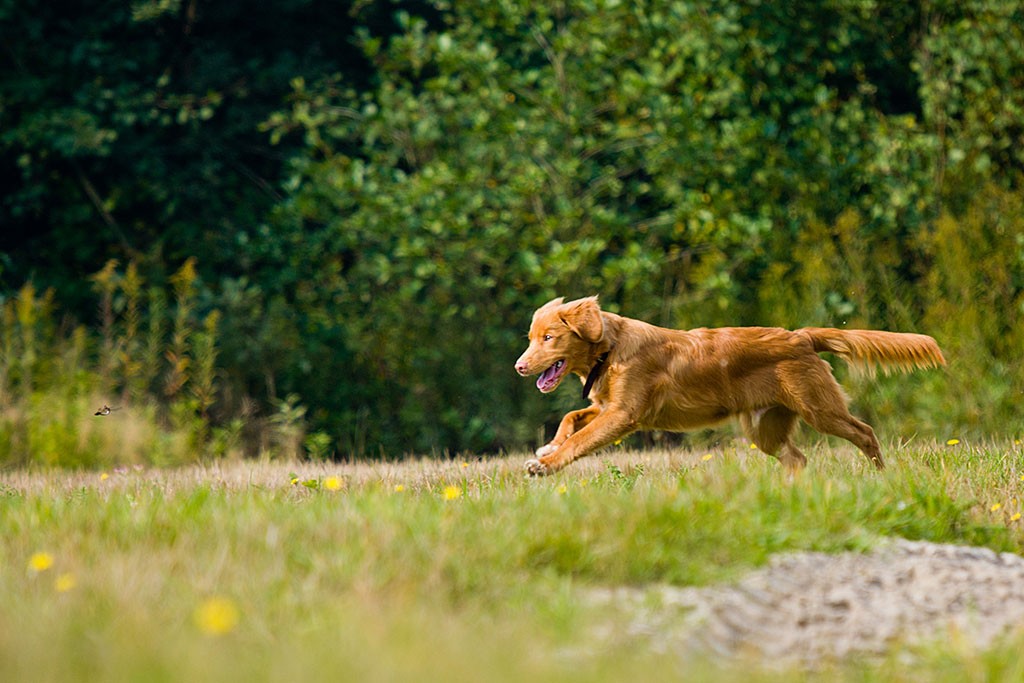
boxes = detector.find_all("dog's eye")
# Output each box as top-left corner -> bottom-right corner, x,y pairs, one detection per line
543,334 -> 553,341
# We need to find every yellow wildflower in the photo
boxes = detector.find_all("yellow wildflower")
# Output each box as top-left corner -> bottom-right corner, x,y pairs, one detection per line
702,453 -> 714,462
194,597 -> 240,636
946,438 -> 960,446
460,462 -> 469,469
55,573 -> 76,593
323,476 -> 342,491
100,473 -> 109,481
290,477 -> 299,486
1011,512 -> 1022,522
442,485 -> 462,500
557,484 -> 568,495
990,503 -> 1002,512
750,443 -> 758,450
394,484 -> 405,493
29,552 -> 54,573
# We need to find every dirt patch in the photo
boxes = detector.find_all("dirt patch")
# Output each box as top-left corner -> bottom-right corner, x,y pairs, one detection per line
589,540 -> 1024,663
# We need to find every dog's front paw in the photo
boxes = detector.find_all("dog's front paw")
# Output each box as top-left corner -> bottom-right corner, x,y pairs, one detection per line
525,458 -> 550,477
535,443 -> 557,457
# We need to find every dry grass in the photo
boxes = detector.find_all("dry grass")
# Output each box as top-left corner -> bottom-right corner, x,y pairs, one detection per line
2,441 -> 1023,682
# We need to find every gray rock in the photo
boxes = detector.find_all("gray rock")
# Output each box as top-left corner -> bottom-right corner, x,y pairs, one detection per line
588,540 -> 1024,663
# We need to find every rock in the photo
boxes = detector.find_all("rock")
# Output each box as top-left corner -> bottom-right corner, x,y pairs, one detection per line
589,540 -> 1024,663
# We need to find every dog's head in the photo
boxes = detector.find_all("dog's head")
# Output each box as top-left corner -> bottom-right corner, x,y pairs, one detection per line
514,296 -> 605,393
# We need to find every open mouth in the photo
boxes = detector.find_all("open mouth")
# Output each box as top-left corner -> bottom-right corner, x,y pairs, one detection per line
536,359 -> 567,393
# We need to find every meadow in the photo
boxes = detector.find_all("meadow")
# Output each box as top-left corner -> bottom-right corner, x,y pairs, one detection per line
3,441 -> 1024,682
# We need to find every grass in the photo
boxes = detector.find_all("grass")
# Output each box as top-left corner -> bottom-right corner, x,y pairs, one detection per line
2,440 -> 1024,682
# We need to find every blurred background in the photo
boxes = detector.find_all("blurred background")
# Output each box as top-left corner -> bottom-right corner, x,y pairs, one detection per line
1,0 -> 1022,465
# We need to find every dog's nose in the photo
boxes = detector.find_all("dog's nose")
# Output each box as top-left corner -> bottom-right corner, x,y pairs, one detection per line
515,360 -> 529,376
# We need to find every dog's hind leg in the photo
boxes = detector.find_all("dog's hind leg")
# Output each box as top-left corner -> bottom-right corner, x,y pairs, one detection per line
739,407 -> 807,472
800,408 -> 884,469
780,361 -> 885,469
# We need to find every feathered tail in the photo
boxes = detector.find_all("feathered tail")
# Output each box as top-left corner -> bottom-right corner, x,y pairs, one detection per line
800,327 -> 946,375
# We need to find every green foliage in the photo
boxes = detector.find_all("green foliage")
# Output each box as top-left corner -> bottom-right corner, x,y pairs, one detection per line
913,186 -> 1024,433
0,256 -> 350,465
0,0 -> 375,301
916,0 -> 1024,194
119,262 -> 145,400
165,258 -> 198,400
303,431 -> 334,461
262,0 -> 1024,452
266,394 -> 310,460
3,0 -> 1024,456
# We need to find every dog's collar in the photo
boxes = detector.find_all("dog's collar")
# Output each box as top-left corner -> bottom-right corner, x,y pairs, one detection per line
581,351 -> 610,400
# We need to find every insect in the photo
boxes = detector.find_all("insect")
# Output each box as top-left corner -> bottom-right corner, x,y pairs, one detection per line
93,405 -> 122,416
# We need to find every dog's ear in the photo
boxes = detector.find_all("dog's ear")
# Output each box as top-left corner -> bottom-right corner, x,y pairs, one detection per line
559,296 -> 604,343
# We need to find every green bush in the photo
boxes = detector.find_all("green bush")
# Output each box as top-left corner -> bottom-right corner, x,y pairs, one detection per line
3,0 -> 1024,458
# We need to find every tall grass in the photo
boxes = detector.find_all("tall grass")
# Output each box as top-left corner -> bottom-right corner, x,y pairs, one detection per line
2,444 -> 1023,682
4,184 -> 1024,464
757,184 -> 1024,441
0,261 -> 309,467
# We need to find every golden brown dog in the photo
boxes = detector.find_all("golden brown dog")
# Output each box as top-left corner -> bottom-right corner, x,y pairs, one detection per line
514,296 -> 945,475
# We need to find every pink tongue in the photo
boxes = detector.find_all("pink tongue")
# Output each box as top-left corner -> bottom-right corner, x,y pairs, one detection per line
536,362 -> 563,391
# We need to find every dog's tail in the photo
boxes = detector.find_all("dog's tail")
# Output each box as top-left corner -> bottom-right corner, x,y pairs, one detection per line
800,328 -> 946,375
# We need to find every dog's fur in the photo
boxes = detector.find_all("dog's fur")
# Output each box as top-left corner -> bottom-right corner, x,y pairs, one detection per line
514,296 -> 945,475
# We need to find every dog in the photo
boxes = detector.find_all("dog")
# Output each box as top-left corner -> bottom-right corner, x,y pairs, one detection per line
514,296 -> 945,475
